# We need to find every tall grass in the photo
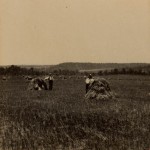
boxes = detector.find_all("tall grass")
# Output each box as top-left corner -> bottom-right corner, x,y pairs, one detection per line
0,75 -> 150,150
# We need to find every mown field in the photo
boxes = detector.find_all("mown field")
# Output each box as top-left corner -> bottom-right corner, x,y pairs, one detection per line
0,75 -> 150,150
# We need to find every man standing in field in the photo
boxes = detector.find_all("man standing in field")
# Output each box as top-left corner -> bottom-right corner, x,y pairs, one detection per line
85,74 -> 95,93
45,73 -> 54,90
89,74 -> 94,85
85,75 -> 90,93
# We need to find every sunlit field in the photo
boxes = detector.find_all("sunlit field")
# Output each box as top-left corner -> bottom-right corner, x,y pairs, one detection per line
0,75 -> 150,150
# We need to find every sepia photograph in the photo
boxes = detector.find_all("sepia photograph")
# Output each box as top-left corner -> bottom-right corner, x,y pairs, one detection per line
0,0 -> 150,149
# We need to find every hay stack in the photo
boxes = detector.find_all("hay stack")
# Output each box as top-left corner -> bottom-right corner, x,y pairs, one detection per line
2,76 -> 7,80
85,78 -> 115,100
28,78 -> 48,90
26,76 -> 33,80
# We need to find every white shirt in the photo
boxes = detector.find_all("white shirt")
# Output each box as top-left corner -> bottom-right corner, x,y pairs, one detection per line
90,78 -> 94,84
85,78 -> 90,84
49,76 -> 54,80
45,76 -> 54,81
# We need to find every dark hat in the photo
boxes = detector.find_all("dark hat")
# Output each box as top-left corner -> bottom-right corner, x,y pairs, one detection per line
88,74 -> 92,79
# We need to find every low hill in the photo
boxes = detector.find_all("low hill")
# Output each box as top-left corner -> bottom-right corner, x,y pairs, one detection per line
20,65 -> 55,72
1,63 -> 149,73
50,62 -> 150,72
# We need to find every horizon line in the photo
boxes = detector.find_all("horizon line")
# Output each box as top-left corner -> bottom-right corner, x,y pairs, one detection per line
0,62 -> 150,66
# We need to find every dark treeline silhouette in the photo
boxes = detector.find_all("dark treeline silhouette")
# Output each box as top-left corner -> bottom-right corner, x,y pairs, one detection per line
0,65 -> 150,76
0,65 -> 79,76
97,67 -> 150,76
0,65 -> 43,76
50,62 -> 150,71
53,69 -> 78,75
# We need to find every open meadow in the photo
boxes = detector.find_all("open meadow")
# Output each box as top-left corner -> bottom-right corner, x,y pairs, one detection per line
0,75 -> 150,150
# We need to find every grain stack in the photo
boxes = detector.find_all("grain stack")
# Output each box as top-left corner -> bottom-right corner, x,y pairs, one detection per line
85,78 -> 115,100
2,76 -> 7,80
28,78 -> 48,90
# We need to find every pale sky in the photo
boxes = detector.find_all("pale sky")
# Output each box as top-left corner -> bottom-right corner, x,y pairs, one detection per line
0,0 -> 150,65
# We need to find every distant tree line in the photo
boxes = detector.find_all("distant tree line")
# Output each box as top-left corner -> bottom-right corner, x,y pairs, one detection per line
0,65 -> 79,76
0,65 -> 150,76
97,68 -> 150,76
52,69 -> 78,75
0,65 -> 43,76
54,62 -> 149,71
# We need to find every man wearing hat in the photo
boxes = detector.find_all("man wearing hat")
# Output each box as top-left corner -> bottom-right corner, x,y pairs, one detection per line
85,74 -> 94,93
89,74 -> 94,85
85,75 -> 90,93
45,73 -> 54,90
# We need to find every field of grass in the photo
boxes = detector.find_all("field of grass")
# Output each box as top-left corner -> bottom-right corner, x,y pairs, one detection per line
0,75 -> 150,150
